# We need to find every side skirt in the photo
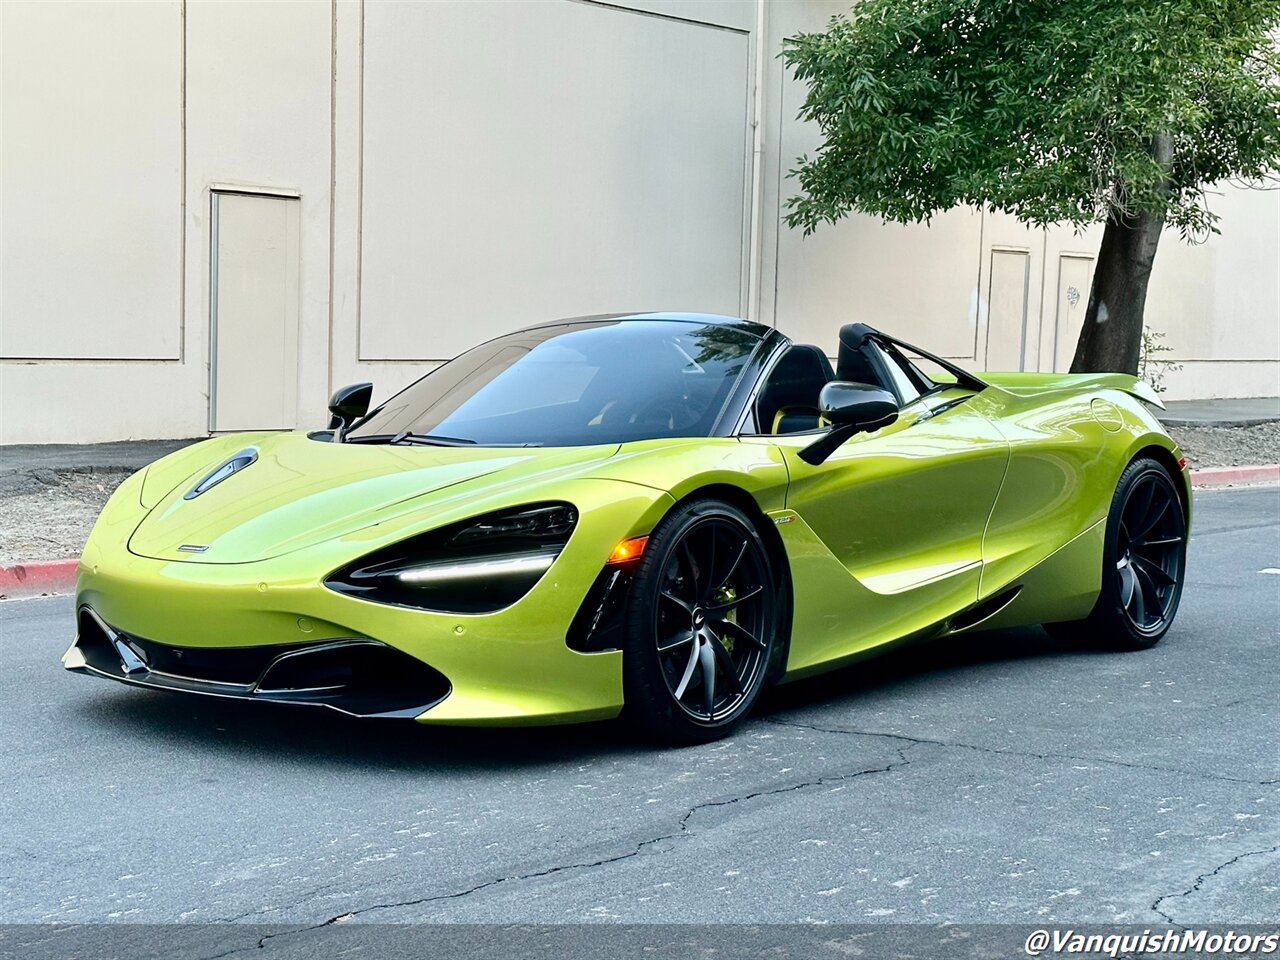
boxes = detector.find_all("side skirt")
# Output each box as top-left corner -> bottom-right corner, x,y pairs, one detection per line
776,519 -> 1106,684
968,519 -> 1105,633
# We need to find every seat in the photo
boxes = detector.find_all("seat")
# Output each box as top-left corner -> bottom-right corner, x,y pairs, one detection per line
755,344 -> 834,434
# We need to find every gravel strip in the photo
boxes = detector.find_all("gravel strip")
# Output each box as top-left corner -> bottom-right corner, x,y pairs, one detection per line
0,422 -> 1276,564
1167,421 -> 1280,469
0,469 -> 130,565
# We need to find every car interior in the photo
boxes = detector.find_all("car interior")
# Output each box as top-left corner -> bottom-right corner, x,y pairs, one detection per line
753,344 -> 835,435
754,324 -> 948,435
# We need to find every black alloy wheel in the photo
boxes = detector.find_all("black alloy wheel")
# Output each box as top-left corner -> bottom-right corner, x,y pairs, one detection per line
1046,457 -> 1187,650
623,499 -> 777,742
1114,468 -> 1186,635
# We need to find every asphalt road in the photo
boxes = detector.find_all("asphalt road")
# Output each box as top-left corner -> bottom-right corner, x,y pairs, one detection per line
2,487 -> 1276,939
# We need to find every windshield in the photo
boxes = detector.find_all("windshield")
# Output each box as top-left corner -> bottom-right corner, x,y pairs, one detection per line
347,320 -> 764,447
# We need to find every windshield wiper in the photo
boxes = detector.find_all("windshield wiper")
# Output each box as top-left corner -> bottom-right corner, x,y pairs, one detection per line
390,431 -> 477,447
345,432 -> 477,447
348,432 -> 543,448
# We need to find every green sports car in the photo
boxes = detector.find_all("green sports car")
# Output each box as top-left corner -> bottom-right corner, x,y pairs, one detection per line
65,313 -> 1191,742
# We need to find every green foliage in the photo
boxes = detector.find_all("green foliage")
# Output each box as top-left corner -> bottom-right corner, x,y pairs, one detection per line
1138,327 -> 1183,394
783,0 -> 1280,236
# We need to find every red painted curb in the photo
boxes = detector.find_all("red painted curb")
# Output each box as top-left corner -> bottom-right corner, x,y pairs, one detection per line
1190,464 -> 1280,488
0,559 -> 79,600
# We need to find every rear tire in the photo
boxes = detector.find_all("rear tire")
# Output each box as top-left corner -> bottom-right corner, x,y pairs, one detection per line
1046,457 -> 1187,651
621,498 -> 778,743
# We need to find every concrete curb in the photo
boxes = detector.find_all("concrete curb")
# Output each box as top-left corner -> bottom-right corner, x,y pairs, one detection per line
1162,416 -> 1279,428
1,464 -> 1276,600
0,559 -> 79,601
1189,463 -> 1280,488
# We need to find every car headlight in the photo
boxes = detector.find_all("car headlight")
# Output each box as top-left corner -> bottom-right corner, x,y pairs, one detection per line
324,503 -> 578,613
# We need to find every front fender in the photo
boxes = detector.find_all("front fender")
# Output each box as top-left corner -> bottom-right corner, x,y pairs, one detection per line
584,437 -> 790,513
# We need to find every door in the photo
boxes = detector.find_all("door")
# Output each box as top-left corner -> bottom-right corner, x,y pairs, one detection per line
1051,253 -> 1095,372
770,383 -> 1010,672
984,248 -> 1031,371
209,191 -> 300,432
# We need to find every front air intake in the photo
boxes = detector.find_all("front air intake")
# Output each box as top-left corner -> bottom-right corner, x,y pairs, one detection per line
68,607 -> 450,719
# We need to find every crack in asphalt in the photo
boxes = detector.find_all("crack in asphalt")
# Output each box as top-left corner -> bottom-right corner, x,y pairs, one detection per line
1151,843 -> 1280,925
212,877 -> 350,924
763,717 -> 1280,786
772,719 -> 1280,929
203,745 -> 914,956
172,715 -> 1280,952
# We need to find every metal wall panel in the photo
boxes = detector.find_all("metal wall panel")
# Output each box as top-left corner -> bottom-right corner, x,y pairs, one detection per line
358,0 -> 753,361
0,0 -> 182,359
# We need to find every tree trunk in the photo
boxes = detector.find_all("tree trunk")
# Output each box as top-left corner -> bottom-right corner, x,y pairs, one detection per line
1071,131 -> 1173,375
1069,208 -> 1166,375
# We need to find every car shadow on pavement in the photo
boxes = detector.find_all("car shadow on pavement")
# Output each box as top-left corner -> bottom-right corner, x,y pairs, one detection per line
69,624 -> 1097,770
758,623 -> 1089,717
70,688 -> 636,771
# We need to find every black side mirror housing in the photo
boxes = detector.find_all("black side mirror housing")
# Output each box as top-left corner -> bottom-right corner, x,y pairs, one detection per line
820,382 -> 899,430
799,382 -> 899,465
327,382 -> 373,442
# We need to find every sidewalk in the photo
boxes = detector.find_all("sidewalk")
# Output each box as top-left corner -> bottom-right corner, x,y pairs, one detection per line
1157,397 -> 1279,427
0,438 -> 200,487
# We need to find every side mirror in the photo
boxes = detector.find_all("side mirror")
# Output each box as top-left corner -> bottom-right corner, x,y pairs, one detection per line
799,382 -> 898,465
327,382 -> 373,442
820,382 -> 898,430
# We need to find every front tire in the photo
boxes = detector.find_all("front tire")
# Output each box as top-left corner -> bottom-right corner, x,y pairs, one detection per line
1048,457 -> 1187,650
622,498 -> 778,743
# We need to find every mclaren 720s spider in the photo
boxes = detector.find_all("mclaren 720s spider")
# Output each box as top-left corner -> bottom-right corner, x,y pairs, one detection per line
65,313 -> 1190,742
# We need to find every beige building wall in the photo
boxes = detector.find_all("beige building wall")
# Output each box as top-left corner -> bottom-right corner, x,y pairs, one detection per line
2,0 -> 1276,444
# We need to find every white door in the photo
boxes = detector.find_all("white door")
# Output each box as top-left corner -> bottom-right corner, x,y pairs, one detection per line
984,247 -> 1032,371
210,192 -> 300,432
1051,253 -> 1096,372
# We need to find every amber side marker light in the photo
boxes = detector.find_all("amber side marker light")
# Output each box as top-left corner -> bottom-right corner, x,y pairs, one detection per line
608,536 -> 648,564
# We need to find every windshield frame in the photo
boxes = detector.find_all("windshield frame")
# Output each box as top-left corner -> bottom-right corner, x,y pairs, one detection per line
345,317 -> 781,448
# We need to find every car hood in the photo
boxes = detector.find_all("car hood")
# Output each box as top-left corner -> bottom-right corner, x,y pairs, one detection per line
127,432 -> 621,563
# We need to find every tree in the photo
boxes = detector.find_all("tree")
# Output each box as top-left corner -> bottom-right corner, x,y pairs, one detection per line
782,0 -> 1280,374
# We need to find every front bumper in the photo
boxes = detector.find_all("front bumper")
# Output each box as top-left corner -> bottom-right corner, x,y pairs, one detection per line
69,478 -> 672,724
65,606 -> 450,718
